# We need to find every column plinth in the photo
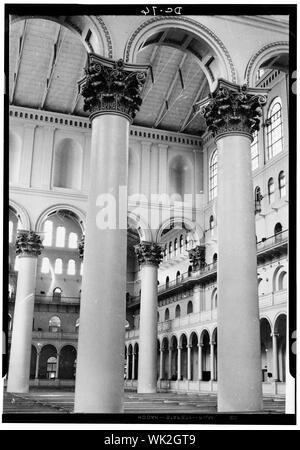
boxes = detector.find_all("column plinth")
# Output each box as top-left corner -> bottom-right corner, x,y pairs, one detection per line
74,54 -> 148,413
7,230 -> 43,393
199,80 -> 267,412
135,242 -> 163,394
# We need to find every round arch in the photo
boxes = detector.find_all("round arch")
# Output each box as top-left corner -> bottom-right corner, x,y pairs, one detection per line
9,200 -> 31,230
272,265 -> 284,292
200,328 -> 210,344
10,14 -> 113,56
128,211 -> 152,242
124,16 -> 236,89
35,204 -> 86,233
156,216 -> 203,246
245,41 -> 289,87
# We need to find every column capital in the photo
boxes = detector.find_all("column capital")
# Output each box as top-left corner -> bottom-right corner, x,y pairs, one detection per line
15,230 -> 43,258
271,332 -> 279,338
79,53 -> 148,123
197,79 -> 267,141
198,343 -> 204,348
135,241 -> 163,267
78,234 -> 85,260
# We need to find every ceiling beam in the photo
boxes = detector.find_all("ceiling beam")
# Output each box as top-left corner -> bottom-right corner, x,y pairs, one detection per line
178,76 -> 208,133
40,25 -> 65,109
153,53 -> 188,128
10,20 -> 27,104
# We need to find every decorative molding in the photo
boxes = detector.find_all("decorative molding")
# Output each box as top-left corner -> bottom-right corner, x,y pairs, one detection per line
95,16 -> 113,59
124,16 -> 236,83
78,54 -> 148,122
135,242 -> 163,267
198,80 -> 267,140
78,235 -> 85,260
245,41 -> 289,86
15,230 -> 43,257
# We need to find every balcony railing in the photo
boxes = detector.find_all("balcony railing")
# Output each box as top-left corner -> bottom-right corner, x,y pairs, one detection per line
256,230 -> 288,253
8,295 -> 80,305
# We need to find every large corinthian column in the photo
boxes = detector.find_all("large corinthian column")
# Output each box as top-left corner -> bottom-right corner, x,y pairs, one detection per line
74,54 -> 148,413
200,80 -> 267,412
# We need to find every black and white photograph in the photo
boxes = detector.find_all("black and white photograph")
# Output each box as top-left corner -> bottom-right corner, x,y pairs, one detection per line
1,2 -> 297,431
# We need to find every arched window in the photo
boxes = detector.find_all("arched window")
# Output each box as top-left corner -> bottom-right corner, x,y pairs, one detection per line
176,270 -> 181,284
254,186 -> 263,214
165,308 -> 170,321
53,287 -> 62,302
67,259 -> 76,275
274,223 -> 283,241
43,220 -> 53,247
174,238 -> 178,255
188,265 -> 193,276
266,97 -> 283,159
251,130 -> 259,170
169,242 -> 172,255
278,271 -> 287,291
187,301 -> 193,314
278,171 -> 286,198
175,304 -> 181,318
41,257 -> 50,274
54,258 -> 63,274
179,235 -> 183,253
9,221 -> 13,243
55,226 -> 65,247
209,150 -> 218,200
47,357 -> 57,379
209,215 -> 214,230
68,232 -> 78,249
213,253 -> 218,264
268,178 -> 274,204
166,276 -> 169,288
49,316 -> 61,332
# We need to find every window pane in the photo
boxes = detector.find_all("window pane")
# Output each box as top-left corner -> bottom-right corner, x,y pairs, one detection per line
41,257 -> 50,274
56,226 -> 65,247
68,232 -> 78,249
54,258 -> 63,274
43,220 -> 53,246
67,259 -> 76,275
209,150 -> 218,200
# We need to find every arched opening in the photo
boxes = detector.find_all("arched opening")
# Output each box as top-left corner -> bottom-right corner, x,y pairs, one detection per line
211,328 -> 217,381
213,253 -> 218,264
166,276 -> 169,288
200,330 -> 211,381
274,314 -> 287,382
254,186 -> 263,214
278,171 -> 286,198
274,222 -> 283,241
59,345 -> 77,379
170,336 -> 178,381
52,287 -> 62,303
127,344 -> 133,380
30,346 -> 37,379
266,97 -> 283,160
164,308 -> 170,322
189,332 -> 198,381
260,318 -> 273,382
180,334 -> 188,380
187,300 -> 193,315
176,270 -> 181,284
38,345 -> 57,379
161,337 -> 169,380
278,271 -> 287,291
175,304 -> 181,318
134,343 -> 139,380
49,315 -> 61,332
268,178 -> 275,204
209,150 -> 218,201
188,265 -> 193,276
211,288 -> 218,310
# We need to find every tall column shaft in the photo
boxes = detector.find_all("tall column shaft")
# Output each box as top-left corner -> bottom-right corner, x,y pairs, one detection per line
177,347 -> 182,381
35,351 -> 40,380
126,352 -> 130,380
137,264 -> 158,393
168,348 -> 172,380
217,133 -> 262,411
74,114 -> 129,413
200,81 -> 267,412
159,350 -> 164,380
210,343 -> 215,381
198,344 -> 203,381
7,256 -> 38,393
272,333 -> 279,381
187,346 -> 192,380
132,352 -> 136,380
55,352 -> 60,379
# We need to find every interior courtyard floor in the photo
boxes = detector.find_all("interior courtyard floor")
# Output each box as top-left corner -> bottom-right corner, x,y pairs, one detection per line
2,389 -> 285,415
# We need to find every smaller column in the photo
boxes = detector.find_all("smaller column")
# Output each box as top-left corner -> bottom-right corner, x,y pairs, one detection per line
272,333 -> 279,381
35,351 -> 41,380
168,347 -> 172,380
198,343 -> 203,381
132,352 -> 136,381
55,352 -> 60,379
210,341 -> 215,381
159,350 -> 164,380
187,345 -> 192,381
177,346 -> 182,381
126,350 -> 130,381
